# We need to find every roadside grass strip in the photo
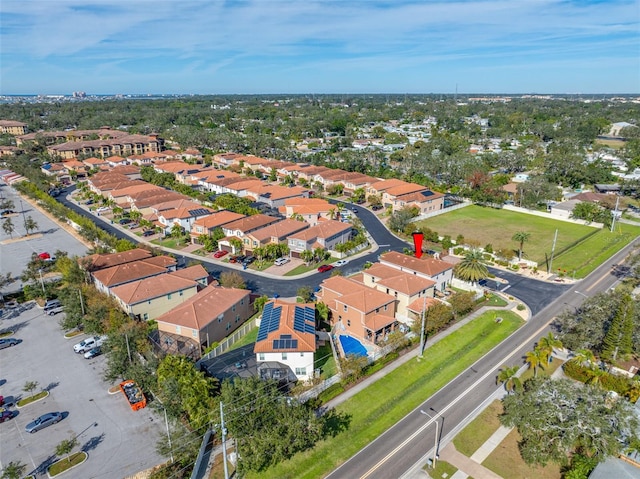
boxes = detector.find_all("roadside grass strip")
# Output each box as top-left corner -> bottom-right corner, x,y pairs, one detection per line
250,310 -> 524,479
454,400 -> 504,456
552,223 -> 640,278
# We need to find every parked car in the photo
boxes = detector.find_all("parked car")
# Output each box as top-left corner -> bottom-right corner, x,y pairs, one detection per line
25,412 -> 63,433
118,218 -> 132,225
84,346 -> 102,359
0,411 -> 14,423
213,250 -> 229,258
44,299 -> 61,313
334,259 -> 349,267
242,256 -> 256,266
1,209 -> 15,216
274,257 -> 290,266
73,335 -> 107,353
0,338 -> 20,350
142,230 -> 155,237
38,252 -> 51,260
96,206 -> 110,213
229,255 -> 245,264
351,207 -> 358,213
46,305 -> 65,316
371,204 -> 383,211
318,264 -> 335,273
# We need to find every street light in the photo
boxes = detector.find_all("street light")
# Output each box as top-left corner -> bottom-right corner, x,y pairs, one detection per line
153,394 -> 173,464
38,269 -> 45,294
420,409 -> 439,469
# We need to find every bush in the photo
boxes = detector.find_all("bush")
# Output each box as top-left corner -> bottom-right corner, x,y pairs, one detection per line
517,303 -> 526,311
511,264 -> 520,271
453,247 -> 465,255
318,383 -> 344,404
484,244 -> 493,254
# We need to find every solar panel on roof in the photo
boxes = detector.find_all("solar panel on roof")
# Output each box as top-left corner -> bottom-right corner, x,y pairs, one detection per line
188,208 -> 211,217
257,302 -> 274,341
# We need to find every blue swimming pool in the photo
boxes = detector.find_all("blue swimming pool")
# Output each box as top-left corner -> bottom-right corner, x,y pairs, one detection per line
338,335 -> 367,357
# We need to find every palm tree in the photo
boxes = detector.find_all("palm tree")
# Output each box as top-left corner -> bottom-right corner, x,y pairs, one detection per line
454,249 -> 488,284
497,366 -> 522,394
571,348 -> 597,368
512,231 -> 531,261
2,218 -> 15,238
24,215 -> 38,236
538,332 -> 562,363
586,367 -> 606,386
525,348 -> 548,377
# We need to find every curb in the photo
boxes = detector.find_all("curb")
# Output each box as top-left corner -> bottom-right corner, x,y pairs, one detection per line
47,452 -> 88,478
16,390 -> 50,408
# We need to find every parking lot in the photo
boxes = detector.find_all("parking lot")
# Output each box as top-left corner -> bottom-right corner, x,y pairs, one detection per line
0,184 -> 89,294
0,303 -> 165,478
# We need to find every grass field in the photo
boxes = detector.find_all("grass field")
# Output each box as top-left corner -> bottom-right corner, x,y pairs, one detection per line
249,310 -> 524,479
416,205 -> 640,278
454,400 -> 504,456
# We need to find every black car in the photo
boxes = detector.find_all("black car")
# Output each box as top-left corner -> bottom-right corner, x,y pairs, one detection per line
118,218 -> 132,225
242,256 -> 256,266
142,230 -> 155,237
371,204 -> 383,211
230,255 -> 245,264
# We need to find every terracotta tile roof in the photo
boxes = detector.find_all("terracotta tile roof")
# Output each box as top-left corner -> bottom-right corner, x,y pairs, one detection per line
110,273 -> 197,305
394,189 -> 444,204
320,276 -> 395,314
224,179 -> 264,192
153,161 -> 193,173
131,191 -> 186,208
92,258 -> 170,287
170,264 -> 209,281
365,313 -> 397,330
407,297 -> 442,314
222,214 -> 280,233
368,178 -> 408,192
365,263 -> 435,295
160,206 -> 214,220
142,255 -> 178,268
255,184 -> 308,200
110,183 -> 158,198
152,198 -> 203,212
196,170 -> 241,182
247,218 -> 309,242
384,183 -> 427,197
155,285 -> 250,330
287,219 -> 351,241
502,183 -> 518,194
84,248 -> 152,271
379,251 -> 453,277
106,155 -> 127,163
253,300 -> 316,354
192,211 -> 245,230
283,197 -> 330,206
114,165 -> 141,175
83,157 -> 107,166
572,192 -> 611,203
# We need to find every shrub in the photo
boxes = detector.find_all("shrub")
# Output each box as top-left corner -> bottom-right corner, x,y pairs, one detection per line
511,264 -> 520,271
517,304 -> 526,311
453,247 -> 465,255
484,244 -> 493,254
318,383 -> 344,404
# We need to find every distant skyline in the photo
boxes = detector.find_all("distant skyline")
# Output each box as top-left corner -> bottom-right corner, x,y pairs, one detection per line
1,0 -> 638,95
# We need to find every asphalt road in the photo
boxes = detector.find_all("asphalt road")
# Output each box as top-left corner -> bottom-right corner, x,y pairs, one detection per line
326,238 -> 638,479
56,187 -> 564,312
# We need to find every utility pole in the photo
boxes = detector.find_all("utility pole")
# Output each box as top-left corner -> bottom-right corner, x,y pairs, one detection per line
418,294 -> 427,359
78,290 -> 85,315
611,196 -> 620,233
220,402 -> 230,479
548,228 -> 558,274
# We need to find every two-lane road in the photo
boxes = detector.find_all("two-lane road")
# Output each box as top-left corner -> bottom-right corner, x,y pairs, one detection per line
327,240 -> 637,479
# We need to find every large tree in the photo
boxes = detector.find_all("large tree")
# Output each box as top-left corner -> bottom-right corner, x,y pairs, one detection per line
501,377 -> 638,467
454,249 -> 488,284
511,231 -> 531,261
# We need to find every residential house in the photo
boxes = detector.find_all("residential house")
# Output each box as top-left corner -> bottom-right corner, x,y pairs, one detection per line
254,300 -> 317,381
212,152 -> 245,168
83,248 -> 153,272
155,284 -> 252,351
110,271 -> 200,321
378,251 -> 453,292
243,218 -> 309,253
128,190 -> 187,215
105,155 -> 129,167
287,220 -> 352,258
278,197 -> 335,226
219,214 -> 282,253
366,178 -> 410,199
391,189 -> 445,214
381,183 -> 429,207
360,262 -> 436,325
82,157 -> 109,170
44,132 -> 163,159
222,178 -> 264,198
108,182 -> 160,207
317,276 -> 398,346
91,255 -> 177,294
190,210 -> 246,244
154,203 -> 215,234
253,184 -> 310,208
195,169 -> 243,193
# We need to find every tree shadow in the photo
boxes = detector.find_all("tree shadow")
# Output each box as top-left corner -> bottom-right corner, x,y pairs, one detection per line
41,228 -> 59,235
81,433 -> 105,453
1,320 -> 29,334
320,408 -> 352,439
33,453 -> 57,476
43,381 -> 59,392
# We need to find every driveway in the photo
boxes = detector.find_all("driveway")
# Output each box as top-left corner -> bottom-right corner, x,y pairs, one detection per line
0,291 -> 164,474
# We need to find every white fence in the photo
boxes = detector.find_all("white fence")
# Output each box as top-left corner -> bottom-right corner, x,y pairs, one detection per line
199,316 -> 259,362
411,200 -> 472,222
502,204 -> 603,228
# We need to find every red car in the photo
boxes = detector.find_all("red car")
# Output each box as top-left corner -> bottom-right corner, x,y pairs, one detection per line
38,252 -> 51,260
0,411 -> 14,423
318,264 -> 335,273
213,250 -> 229,259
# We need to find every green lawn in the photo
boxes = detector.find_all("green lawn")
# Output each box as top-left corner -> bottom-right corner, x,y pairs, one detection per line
228,327 -> 258,351
152,237 -> 188,249
416,205 -> 639,278
249,310 -> 524,479
454,400 -> 504,456
314,343 -> 337,378
551,223 -> 640,277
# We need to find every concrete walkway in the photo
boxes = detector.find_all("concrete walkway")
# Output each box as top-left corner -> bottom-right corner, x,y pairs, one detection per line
439,442 -> 503,479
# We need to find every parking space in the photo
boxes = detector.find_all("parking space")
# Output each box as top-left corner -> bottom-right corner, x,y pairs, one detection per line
0,184 -> 89,293
0,299 -> 164,476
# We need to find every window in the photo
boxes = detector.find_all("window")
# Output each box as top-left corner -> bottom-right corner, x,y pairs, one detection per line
295,367 -> 306,376
143,313 -> 148,320
343,305 -> 347,312
236,315 -> 240,323
192,329 -> 197,338
167,293 -> 172,300
240,299 -> 244,305
232,305 -> 236,312
384,304 -> 388,311
282,353 -> 288,360
259,353 -> 265,361
226,323 -> 231,331
347,319 -> 351,327
300,352 -> 304,357
179,290 -> 183,296
176,326 -> 181,334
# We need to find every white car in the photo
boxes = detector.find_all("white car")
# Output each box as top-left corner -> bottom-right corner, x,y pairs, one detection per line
96,206 -> 110,213
73,335 -> 107,353
274,257 -> 290,266
334,259 -> 349,267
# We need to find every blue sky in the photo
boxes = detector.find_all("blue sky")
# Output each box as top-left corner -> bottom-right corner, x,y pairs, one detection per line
1,0 -> 638,95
